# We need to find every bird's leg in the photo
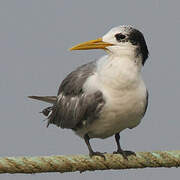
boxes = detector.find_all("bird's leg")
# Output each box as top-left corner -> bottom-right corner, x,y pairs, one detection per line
113,133 -> 136,159
84,134 -> 105,159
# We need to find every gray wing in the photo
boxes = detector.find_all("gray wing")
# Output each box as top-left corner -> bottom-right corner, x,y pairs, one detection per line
58,61 -> 96,95
142,90 -> 149,117
46,61 -> 105,129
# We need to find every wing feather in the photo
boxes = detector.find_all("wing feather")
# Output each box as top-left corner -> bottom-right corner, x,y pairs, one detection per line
45,61 -> 105,129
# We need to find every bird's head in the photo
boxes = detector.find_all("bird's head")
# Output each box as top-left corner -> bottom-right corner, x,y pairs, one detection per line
70,25 -> 149,65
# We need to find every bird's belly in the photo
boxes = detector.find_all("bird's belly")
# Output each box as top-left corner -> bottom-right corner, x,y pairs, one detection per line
76,86 -> 147,139
88,106 -> 142,138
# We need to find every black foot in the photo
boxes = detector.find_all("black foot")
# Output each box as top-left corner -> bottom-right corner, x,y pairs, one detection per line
89,151 -> 106,160
113,149 -> 136,159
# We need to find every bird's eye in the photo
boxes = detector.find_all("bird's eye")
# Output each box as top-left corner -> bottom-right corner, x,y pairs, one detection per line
115,33 -> 126,41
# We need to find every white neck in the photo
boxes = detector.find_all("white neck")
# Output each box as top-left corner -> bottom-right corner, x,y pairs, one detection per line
96,52 -> 143,90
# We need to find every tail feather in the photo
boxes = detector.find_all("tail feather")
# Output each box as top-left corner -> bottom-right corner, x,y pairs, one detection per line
40,106 -> 53,116
29,95 -> 59,127
28,96 -> 57,104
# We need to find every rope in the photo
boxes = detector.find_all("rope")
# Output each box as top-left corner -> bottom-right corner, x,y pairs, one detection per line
0,151 -> 180,174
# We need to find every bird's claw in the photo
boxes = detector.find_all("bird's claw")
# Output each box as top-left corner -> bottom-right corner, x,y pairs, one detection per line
113,149 -> 136,159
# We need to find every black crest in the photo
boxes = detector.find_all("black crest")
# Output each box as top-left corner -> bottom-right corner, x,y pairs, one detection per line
129,29 -> 149,65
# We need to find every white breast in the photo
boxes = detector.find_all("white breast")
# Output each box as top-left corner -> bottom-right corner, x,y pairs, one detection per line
76,55 -> 147,139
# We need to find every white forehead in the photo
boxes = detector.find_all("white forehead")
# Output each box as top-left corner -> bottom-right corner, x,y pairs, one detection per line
102,25 -> 133,43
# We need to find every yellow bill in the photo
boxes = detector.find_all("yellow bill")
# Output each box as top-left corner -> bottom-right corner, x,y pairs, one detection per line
70,37 -> 113,51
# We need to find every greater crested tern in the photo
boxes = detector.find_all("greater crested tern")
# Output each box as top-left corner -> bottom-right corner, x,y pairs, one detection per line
29,25 -> 149,159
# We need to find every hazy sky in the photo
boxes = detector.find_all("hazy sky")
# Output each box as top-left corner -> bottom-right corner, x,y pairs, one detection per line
0,0 -> 180,179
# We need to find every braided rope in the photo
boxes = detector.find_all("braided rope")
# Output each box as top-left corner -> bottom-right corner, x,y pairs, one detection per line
0,151 -> 180,174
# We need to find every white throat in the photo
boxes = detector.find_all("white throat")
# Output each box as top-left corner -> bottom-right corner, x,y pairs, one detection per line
98,54 -> 142,89
83,52 -> 143,97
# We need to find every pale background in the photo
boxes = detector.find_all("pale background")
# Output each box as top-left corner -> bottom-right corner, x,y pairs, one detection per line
0,0 -> 180,179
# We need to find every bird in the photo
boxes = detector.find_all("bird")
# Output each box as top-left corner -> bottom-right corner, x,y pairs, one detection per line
29,25 -> 149,159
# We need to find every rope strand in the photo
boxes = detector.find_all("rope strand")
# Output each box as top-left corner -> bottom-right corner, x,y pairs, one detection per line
0,151 -> 180,174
